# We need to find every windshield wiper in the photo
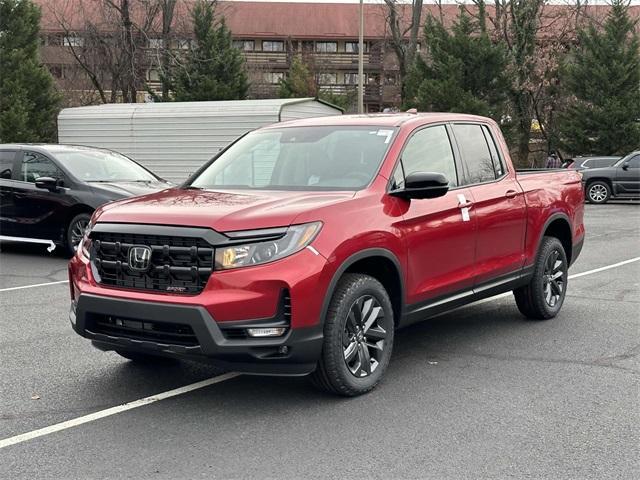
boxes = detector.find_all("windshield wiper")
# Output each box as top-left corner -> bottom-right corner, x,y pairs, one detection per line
183,185 -> 203,190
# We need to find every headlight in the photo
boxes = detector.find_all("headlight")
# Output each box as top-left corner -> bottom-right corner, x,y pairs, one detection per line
215,222 -> 322,270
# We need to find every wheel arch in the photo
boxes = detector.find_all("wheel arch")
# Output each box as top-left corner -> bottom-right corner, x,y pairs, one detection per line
319,249 -> 405,328
62,204 -> 94,241
585,176 -> 613,192
539,214 -> 573,265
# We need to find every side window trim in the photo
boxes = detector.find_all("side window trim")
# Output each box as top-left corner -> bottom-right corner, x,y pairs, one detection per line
450,121 -> 508,187
388,122 -> 461,192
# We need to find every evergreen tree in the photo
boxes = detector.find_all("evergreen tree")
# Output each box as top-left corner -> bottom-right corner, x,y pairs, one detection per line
406,8 -> 509,121
558,0 -> 640,155
0,0 -> 60,142
172,0 -> 248,102
278,55 -> 316,98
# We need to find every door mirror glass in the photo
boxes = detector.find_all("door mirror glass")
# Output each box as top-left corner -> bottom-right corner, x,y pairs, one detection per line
35,176 -> 59,191
392,172 -> 449,199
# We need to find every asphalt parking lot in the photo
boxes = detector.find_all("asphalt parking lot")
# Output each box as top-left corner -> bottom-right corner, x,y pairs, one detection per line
0,202 -> 638,479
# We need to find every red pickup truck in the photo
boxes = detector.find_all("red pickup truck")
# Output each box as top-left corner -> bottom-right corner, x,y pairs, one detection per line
69,113 -> 585,396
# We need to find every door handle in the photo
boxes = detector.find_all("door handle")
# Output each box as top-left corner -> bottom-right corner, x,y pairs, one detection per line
505,190 -> 518,199
458,200 -> 473,208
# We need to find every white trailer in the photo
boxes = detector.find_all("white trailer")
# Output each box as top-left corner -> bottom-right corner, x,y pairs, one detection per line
57,98 -> 342,183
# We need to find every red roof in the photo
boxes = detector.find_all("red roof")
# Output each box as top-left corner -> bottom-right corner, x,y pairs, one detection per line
35,1 -> 639,39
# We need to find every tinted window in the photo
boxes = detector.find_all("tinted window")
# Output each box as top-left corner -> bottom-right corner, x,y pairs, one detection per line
396,125 -> 457,187
593,159 -> 615,167
453,124 -> 496,184
482,126 -> 505,177
626,155 -> 640,168
19,152 -> 62,183
191,126 -> 395,191
0,151 -> 15,179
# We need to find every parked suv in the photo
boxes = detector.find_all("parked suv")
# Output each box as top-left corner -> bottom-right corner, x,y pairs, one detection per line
69,114 -> 585,396
580,151 -> 640,203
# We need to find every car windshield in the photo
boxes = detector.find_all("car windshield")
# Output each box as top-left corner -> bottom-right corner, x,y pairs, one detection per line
54,149 -> 158,182
190,126 -> 397,191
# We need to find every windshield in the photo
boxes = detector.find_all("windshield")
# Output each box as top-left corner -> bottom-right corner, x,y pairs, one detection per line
55,150 -> 159,182
615,152 -> 640,167
190,126 -> 396,191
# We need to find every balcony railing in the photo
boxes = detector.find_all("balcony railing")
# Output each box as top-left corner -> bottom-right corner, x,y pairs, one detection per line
243,52 -> 288,65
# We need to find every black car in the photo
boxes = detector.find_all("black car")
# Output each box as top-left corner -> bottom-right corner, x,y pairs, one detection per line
0,144 -> 171,253
564,156 -> 621,170
581,151 -> 640,204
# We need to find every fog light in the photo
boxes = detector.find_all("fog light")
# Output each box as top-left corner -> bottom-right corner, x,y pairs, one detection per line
246,327 -> 287,338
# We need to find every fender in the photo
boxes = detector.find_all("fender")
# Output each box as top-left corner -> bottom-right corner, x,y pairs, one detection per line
530,211 -> 573,266
318,248 -> 405,327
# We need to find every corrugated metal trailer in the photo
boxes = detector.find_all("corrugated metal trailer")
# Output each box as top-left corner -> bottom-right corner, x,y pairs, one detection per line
57,98 -> 342,183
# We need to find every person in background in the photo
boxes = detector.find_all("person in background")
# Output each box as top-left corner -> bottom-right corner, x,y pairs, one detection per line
546,152 -> 562,168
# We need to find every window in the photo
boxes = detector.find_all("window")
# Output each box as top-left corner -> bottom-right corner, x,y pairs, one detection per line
0,151 -> 16,179
317,73 -> 337,85
233,40 -> 255,51
315,42 -> 337,53
482,126 -> 505,177
344,73 -> 359,85
55,149 -> 156,182
19,153 -> 62,183
148,38 -> 164,49
345,41 -> 368,53
452,124 -> 496,184
263,72 -> 284,84
190,126 -> 396,191
396,125 -> 458,188
177,39 -> 192,50
63,36 -> 84,47
262,40 -> 284,52
147,69 -> 161,82
626,155 -> 640,168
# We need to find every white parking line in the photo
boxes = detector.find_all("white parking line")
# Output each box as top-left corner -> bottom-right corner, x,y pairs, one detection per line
0,280 -> 69,293
0,255 -> 639,450
0,372 -> 240,450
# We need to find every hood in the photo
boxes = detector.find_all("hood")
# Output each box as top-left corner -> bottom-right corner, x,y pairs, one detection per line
89,180 -> 172,198
96,188 -> 355,232
580,166 -> 616,178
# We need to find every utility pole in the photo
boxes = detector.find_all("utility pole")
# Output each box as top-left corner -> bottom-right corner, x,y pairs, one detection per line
358,0 -> 364,114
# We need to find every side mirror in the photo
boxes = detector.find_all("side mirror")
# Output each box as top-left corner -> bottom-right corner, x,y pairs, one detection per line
35,176 -> 60,192
391,172 -> 450,200
622,163 -> 629,171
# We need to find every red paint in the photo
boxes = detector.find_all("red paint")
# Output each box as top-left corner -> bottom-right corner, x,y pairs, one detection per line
69,113 -> 585,329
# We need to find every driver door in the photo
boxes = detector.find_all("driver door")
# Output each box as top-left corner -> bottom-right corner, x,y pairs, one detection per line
12,151 -> 72,241
615,154 -> 640,195
392,124 -> 477,309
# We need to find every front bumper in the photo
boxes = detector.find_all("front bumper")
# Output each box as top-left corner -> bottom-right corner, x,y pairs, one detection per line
70,293 -> 323,375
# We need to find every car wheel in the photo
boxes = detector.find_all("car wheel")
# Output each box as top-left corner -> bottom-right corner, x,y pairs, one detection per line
310,273 -> 394,396
514,236 -> 568,320
586,181 -> 610,204
65,213 -> 92,255
116,350 -> 178,364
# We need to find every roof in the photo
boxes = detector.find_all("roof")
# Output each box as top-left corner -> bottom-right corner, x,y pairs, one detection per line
58,98 -> 341,120
262,112 -> 494,129
35,1 -> 639,40
0,143 -> 117,153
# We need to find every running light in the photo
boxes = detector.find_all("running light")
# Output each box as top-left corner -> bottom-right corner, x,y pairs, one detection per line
246,327 -> 287,338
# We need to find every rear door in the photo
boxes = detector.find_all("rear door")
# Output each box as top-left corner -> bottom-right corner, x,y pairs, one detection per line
451,123 -> 527,287
392,124 -> 477,305
12,151 -> 72,241
0,149 -> 19,236
615,154 -> 640,195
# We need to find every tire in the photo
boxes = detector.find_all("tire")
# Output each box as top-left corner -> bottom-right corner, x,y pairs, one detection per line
65,213 -> 92,256
310,273 -> 394,396
514,236 -> 568,320
586,181 -> 610,204
116,350 -> 177,364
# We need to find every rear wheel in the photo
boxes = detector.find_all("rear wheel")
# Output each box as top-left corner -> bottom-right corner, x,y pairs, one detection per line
586,181 -> 610,204
514,236 -> 568,320
310,273 -> 394,396
65,213 -> 92,255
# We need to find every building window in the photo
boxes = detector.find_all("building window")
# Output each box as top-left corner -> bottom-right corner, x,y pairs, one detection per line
317,73 -> 338,85
344,73 -> 359,85
315,41 -> 337,53
384,73 -> 397,85
49,65 -> 63,78
148,38 -> 164,49
263,72 -> 284,84
147,69 -> 161,82
233,40 -> 255,51
177,39 -> 192,50
63,36 -> 84,47
262,40 -> 284,52
345,41 -> 368,53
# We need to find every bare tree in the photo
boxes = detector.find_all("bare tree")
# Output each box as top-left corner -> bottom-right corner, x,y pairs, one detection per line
383,0 -> 424,102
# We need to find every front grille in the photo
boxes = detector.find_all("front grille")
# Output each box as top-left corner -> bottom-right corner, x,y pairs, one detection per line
91,232 -> 214,294
87,313 -> 199,347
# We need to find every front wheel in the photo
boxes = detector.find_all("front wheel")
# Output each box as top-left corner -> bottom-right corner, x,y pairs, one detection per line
310,273 -> 394,396
514,236 -> 568,320
586,181 -> 610,204
65,213 -> 92,255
